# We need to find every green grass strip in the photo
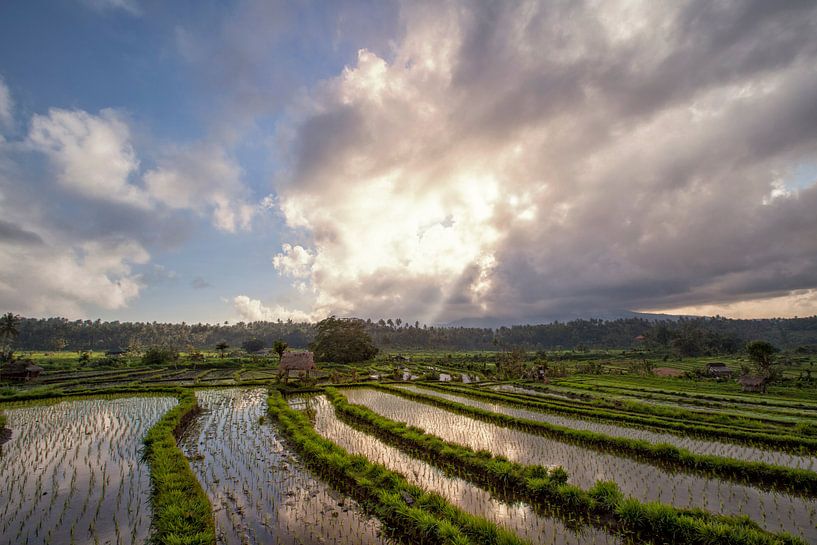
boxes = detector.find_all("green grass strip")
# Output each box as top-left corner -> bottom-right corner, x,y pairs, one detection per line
327,388 -> 805,545
509,382 -> 814,430
143,389 -> 215,545
373,384 -> 817,496
421,382 -> 817,452
267,390 -> 529,545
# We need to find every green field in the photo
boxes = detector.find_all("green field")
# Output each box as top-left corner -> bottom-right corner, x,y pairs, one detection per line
1,350 -> 816,545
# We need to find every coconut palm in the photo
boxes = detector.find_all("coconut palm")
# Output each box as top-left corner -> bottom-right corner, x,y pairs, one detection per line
0,312 -> 20,362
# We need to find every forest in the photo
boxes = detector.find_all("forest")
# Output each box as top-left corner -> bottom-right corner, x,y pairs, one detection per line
12,314 -> 817,353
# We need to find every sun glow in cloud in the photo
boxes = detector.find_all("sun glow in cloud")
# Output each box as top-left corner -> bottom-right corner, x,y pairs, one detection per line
260,2 -> 817,324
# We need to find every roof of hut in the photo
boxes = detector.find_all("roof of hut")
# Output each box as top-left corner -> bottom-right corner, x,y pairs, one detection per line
280,351 -> 316,371
738,375 -> 766,386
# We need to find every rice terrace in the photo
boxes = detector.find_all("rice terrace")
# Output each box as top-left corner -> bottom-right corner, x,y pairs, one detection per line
3,1 -> 817,544
0,315 -> 815,545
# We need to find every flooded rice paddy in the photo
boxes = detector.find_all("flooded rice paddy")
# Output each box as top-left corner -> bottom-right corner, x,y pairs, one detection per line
180,388 -> 390,545
400,384 -> 817,470
302,394 -> 623,545
342,387 -> 817,542
0,396 -> 177,545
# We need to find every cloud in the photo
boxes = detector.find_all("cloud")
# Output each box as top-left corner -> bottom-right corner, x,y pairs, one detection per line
0,76 -> 13,129
28,108 -> 149,208
270,1 -> 817,322
81,0 -> 141,16
0,234 -> 148,317
232,295 -> 319,323
1,98 -> 257,317
272,243 -> 314,278
144,144 -> 255,233
191,276 -> 211,290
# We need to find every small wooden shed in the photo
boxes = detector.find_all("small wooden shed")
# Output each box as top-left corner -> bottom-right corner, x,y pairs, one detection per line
278,351 -> 316,381
706,362 -> 732,378
739,375 -> 767,393
1,360 -> 44,382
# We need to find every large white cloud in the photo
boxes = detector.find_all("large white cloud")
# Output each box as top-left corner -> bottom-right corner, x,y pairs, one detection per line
28,108 -> 149,208
232,295 -> 318,323
0,83 -> 255,317
268,0 -> 817,323
144,145 -> 255,233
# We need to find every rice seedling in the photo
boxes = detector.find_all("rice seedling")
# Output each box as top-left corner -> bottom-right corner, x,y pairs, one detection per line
0,396 -> 177,545
179,388 -> 389,545
341,387 -> 817,542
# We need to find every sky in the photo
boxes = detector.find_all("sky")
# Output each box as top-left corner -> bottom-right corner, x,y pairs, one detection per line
0,0 -> 816,325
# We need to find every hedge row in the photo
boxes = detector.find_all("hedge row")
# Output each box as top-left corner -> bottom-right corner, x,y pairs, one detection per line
328,388 -> 805,545
142,389 -> 215,545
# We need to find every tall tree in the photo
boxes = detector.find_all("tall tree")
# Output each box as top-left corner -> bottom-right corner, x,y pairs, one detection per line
273,340 -> 288,363
0,312 -> 20,362
746,340 -> 778,378
310,316 -> 378,363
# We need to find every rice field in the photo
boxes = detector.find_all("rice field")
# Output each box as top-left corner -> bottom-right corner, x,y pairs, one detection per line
342,387 -> 817,542
179,388 -> 390,545
302,394 -> 623,545
400,384 -> 817,469
0,396 -> 177,545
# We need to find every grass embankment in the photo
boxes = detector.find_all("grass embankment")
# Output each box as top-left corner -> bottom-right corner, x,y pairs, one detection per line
0,384 -> 189,404
0,411 -> 8,445
421,382 -> 817,451
511,382 -> 816,429
268,390 -> 529,545
142,389 -> 215,545
495,382 -> 807,430
327,388 -> 805,545
557,377 -> 817,409
373,384 -> 817,496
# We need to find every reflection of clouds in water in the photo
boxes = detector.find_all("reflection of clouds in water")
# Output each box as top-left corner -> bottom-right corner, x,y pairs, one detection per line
181,388 -> 387,545
0,396 -> 176,545
310,395 -> 618,545
342,388 -> 817,542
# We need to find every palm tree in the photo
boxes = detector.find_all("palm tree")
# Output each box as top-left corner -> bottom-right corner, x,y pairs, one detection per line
0,312 -> 21,362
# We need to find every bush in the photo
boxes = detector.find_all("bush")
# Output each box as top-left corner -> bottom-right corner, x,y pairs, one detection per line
142,346 -> 179,366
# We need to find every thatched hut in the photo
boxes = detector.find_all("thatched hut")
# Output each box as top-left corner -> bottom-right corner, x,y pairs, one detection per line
706,362 -> 732,378
1,360 -> 44,382
739,375 -> 767,393
278,351 -> 316,382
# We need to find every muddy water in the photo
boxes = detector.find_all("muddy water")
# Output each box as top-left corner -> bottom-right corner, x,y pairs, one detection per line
180,388 -> 390,545
0,396 -> 176,545
303,395 -> 623,545
401,385 -> 817,470
343,388 -> 817,542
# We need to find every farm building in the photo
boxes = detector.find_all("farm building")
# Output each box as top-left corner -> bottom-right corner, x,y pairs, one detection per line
705,362 -> 732,378
739,375 -> 767,393
278,351 -> 316,381
389,354 -> 411,362
1,360 -> 44,382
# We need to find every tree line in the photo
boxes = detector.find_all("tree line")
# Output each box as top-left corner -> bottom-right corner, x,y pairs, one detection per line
9,314 -> 817,353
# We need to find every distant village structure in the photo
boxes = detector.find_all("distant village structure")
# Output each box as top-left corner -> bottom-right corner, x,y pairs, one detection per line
1,360 -> 44,382
705,362 -> 732,379
278,351 -> 316,382
738,375 -> 768,393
